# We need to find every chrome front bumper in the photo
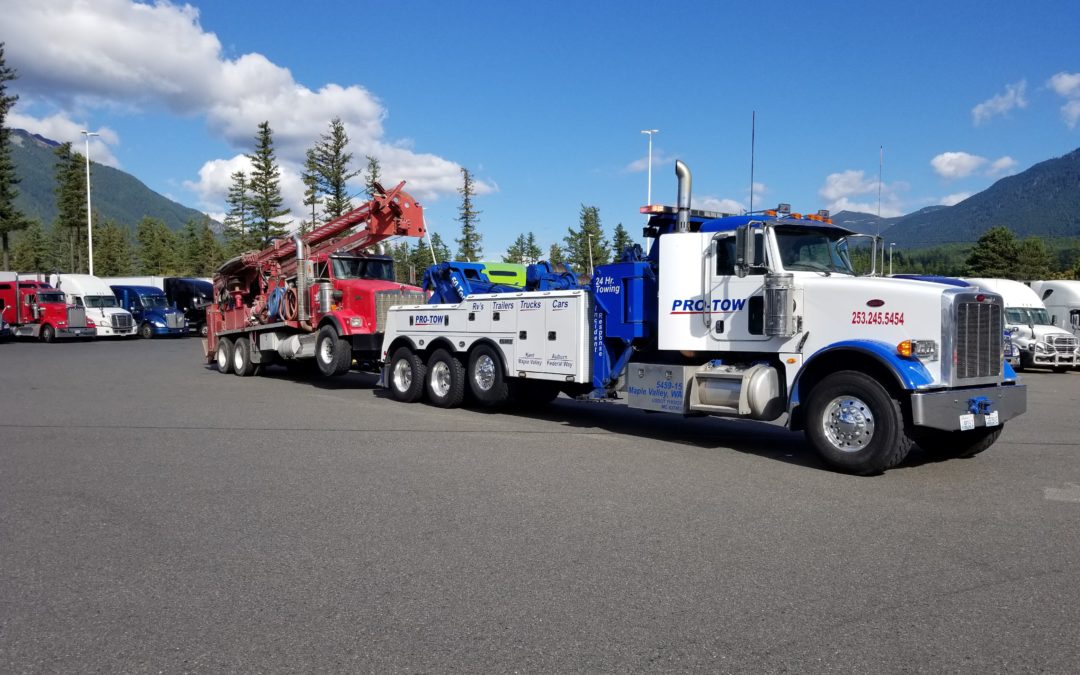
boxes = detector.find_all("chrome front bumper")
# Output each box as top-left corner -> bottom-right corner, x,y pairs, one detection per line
910,384 -> 1027,431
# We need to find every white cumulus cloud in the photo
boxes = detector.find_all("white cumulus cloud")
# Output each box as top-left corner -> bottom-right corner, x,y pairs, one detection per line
818,170 -> 903,217
693,196 -> 745,214
1048,72 -> 1080,129
3,0 -> 488,221
6,111 -> 121,167
941,192 -> 972,206
972,80 -> 1028,126
987,156 -> 1017,176
930,151 -> 987,179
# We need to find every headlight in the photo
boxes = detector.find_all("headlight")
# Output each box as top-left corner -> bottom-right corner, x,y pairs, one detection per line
897,339 -> 938,361
349,316 -> 364,328
1034,342 -> 1050,353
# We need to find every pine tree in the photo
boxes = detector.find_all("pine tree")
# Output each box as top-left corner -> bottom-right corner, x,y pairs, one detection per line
548,243 -> 564,265
10,219 -> 50,272
194,219 -> 224,276
246,121 -> 290,246
222,170 -> 251,254
390,240 -> 413,283
504,232 -> 543,264
135,217 -> 180,275
0,43 -> 29,270
410,232 -> 451,272
563,204 -> 609,275
300,151 -> 321,234
93,221 -> 134,276
456,168 -> 482,261
1015,237 -> 1053,281
364,155 -> 382,198
306,117 -> 359,220
965,226 -> 1019,278
52,142 -> 88,272
611,222 -> 632,260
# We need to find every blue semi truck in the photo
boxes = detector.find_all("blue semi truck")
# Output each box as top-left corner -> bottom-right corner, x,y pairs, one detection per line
110,285 -> 188,338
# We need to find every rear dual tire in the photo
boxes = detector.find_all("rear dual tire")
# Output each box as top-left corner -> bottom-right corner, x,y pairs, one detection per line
426,349 -> 465,408
232,337 -> 257,377
388,346 -> 426,403
216,337 -> 234,374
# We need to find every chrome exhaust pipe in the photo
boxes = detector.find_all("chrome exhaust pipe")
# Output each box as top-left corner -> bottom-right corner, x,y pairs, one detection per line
293,232 -> 309,321
675,160 -> 692,233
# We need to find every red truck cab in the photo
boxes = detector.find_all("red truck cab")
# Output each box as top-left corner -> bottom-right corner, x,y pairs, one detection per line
0,280 -> 97,342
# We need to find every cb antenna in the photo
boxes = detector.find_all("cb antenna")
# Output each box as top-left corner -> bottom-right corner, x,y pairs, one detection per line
749,111 -> 756,214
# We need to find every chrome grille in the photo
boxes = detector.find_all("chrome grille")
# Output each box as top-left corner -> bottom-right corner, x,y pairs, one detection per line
956,301 -> 1002,379
111,313 -> 133,330
375,290 -> 427,332
1048,334 -> 1078,354
67,307 -> 87,328
166,313 -> 185,329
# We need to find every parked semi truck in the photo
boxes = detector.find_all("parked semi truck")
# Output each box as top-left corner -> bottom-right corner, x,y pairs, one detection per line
203,182 -> 427,377
965,278 -> 1079,372
110,285 -> 188,338
48,274 -> 137,337
104,276 -> 214,336
0,275 -> 96,341
380,161 -> 1027,474
1029,280 -> 1080,340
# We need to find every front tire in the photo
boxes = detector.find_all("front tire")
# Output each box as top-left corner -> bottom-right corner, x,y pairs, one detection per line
913,425 -> 1003,459
316,325 -> 352,377
467,344 -> 510,405
804,371 -> 913,475
388,346 -> 426,402
40,324 -> 55,343
139,322 -> 154,339
232,336 -> 256,377
215,337 -> 234,374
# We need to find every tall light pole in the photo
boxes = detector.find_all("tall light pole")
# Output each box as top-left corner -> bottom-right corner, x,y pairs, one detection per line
586,233 -> 595,277
640,129 -> 659,206
889,242 -> 895,276
81,130 -> 99,276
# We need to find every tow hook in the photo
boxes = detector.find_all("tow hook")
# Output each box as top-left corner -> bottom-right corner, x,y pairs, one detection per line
968,396 -> 993,415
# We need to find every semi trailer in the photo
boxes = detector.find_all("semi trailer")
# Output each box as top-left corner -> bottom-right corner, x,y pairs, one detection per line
379,161 -> 1027,474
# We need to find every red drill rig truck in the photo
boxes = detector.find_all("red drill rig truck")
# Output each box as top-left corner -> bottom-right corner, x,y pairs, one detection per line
205,181 -> 427,377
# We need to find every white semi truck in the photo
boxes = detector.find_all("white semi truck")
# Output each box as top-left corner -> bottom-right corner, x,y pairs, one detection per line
965,278 -> 1079,372
1029,280 -> 1080,339
48,274 -> 137,337
379,161 -> 1027,475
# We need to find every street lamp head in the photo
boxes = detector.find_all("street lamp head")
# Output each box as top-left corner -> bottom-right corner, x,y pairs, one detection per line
81,130 -> 100,138
641,129 -> 659,135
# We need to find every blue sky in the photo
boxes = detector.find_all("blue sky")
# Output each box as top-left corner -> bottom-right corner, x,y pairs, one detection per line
5,0 -> 1080,253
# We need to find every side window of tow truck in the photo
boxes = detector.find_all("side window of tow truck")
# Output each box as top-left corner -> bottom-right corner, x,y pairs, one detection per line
715,236 -> 765,276
314,261 -> 329,280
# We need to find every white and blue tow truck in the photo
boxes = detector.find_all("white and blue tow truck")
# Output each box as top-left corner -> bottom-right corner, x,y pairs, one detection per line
380,161 -> 1026,474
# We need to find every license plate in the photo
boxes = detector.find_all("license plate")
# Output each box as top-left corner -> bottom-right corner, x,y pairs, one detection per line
985,411 -> 999,427
959,414 -> 975,431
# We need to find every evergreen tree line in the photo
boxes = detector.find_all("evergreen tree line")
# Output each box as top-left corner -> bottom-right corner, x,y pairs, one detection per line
868,226 -> 1080,280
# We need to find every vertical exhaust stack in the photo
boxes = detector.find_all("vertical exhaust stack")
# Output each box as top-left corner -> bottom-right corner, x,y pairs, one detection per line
293,233 -> 309,322
675,160 -> 692,233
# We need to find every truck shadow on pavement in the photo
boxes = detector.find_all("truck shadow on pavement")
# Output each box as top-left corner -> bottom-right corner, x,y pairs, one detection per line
434,395 -> 947,474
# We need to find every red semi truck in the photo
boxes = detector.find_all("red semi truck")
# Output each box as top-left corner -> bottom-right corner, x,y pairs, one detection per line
0,277 -> 97,341
205,182 -> 427,376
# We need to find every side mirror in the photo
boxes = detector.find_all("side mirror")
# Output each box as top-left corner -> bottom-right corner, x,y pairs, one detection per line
735,225 -> 750,278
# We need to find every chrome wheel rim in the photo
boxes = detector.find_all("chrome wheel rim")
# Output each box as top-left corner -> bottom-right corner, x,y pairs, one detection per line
822,395 -> 875,452
319,338 -> 334,364
430,361 -> 451,397
392,358 -> 412,392
233,344 -> 245,371
217,346 -> 229,370
473,354 -> 496,391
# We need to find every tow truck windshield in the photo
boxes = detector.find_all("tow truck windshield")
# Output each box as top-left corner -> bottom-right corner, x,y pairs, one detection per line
332,257 -> 395,282
1006,307 -> 1053,326
775,226 -> 856,275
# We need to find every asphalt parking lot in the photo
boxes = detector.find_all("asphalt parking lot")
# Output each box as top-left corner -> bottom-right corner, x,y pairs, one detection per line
1,337 -> 1078,672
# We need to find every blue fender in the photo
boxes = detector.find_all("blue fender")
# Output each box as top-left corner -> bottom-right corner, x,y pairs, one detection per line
789,340 -> 935,415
